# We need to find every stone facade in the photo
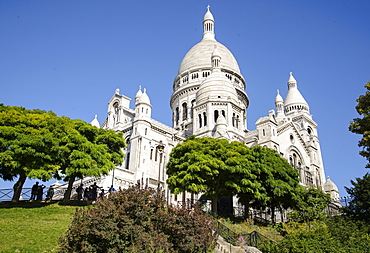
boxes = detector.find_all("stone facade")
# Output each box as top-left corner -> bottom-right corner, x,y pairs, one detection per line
92,7 -> 339,204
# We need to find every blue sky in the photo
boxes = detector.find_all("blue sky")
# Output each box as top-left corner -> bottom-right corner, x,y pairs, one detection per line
1,0 -> 369,196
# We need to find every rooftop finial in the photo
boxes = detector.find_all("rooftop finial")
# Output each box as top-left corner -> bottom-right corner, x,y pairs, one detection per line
203,5 -> 215,40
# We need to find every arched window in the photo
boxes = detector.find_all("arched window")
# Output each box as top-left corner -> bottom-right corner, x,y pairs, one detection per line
214,110 -> 219,123
236,115 -> 240,128
232,113 -> 235,127
190,100 -> 195,118
175,107 -> 179,125
182,103 -> 187,120
113,102 -> 119,125
289,150 -> 304,182
113,102 -> 119,114
198,114 -> 202,128
305,171 -> 313,186
203,112 -> 207,126
125,139 -> 131,170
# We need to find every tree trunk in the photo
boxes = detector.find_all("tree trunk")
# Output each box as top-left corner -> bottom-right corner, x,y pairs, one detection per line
62,175 -> 75,203
244,203 -> 250,219
271,206 -> 275,224
211,195 -> 218,215
12,172 -> 27,202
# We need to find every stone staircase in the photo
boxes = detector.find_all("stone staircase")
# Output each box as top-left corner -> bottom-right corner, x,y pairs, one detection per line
214,234 -> 262,253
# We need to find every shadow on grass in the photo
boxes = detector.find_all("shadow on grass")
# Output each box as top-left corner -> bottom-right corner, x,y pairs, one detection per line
0,200 -> 88,209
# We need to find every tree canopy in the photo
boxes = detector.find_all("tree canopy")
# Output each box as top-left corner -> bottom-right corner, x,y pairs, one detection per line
349,81 -> 370,168
0,104 -> 125,201
288,187 -> 331,223
345,172 -> 370,221
57,119 -> 125,202
240,146 -> 302,221
167,137 -> 238,213
166,136 -> 302,216
0,104 -> 63,200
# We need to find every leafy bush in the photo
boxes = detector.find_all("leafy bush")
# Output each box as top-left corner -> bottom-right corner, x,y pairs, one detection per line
272,216 -> 370,253
278,221 -> 341,253
59,185 -> 214,253
325,216 -> 370,253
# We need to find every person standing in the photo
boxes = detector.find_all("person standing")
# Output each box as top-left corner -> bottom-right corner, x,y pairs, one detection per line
30,182 -> 39,200
99,189 -> 105,200
46,186 -> 54,201
76,184 -> 84,201
91,182 -> 100,201
36,184 -> 46,201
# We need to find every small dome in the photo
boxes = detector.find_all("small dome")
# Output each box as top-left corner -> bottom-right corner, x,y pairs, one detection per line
323,177 -> 339,193
138,88 -> 151,105
135,86 -> 142,99
203,7 -> 214,21
90,115 -> 100,128
284,72 -> 309,113
196,69 -> 238,104
275,90 -> 284,103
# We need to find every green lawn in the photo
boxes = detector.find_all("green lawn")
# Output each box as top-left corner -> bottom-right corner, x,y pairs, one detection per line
0,201 -> 82,253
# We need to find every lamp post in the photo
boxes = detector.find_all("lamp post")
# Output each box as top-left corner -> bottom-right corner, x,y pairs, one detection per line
156,140 -> 165,189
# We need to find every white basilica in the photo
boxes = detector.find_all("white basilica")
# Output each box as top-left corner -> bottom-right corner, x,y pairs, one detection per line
91,7 -> 340,205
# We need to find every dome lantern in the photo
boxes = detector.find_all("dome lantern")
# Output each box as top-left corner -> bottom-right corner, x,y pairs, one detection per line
203,5 -> 215,41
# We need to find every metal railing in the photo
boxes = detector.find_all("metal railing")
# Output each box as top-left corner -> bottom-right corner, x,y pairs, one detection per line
0,188 -> 44,201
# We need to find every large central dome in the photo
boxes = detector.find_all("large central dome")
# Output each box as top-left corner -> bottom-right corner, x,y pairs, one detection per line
178,7 -> 241,75
179,40 -> 240,74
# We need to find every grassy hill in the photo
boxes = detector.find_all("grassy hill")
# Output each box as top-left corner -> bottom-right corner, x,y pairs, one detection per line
0,201 -> 84,253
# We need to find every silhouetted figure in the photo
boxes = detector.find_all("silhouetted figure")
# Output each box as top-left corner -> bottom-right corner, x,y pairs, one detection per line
46,186 -> 54,201
91,182 -> 100,201
36,184 -> 46,201
30,182 -> 39,200
76,184 -> 84,201
99,189 -> 105,200
84,187 -> 93,202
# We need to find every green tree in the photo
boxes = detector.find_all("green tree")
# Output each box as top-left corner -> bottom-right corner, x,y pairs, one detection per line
289,187 -> 331,223
0,104 -> 125,202
57,119 -> 125,202
166,137 -> 301,218
345,172 -> 370,221
0,104 -> 62,201
241,146 -> 301,222
349,81 -> 370,168
228,143 -> 267,218
167,136 -> 246,213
